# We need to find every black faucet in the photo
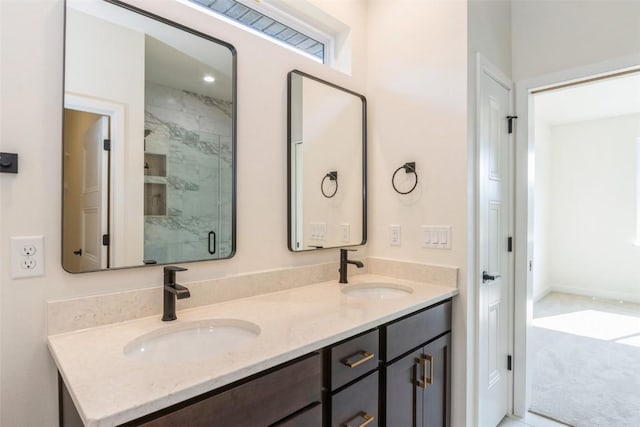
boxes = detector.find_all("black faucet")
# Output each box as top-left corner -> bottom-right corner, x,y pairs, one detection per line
339,248 -> 364,284
162,266 -> 190,321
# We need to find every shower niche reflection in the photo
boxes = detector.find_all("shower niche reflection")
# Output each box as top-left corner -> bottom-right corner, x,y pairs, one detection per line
142,80 -> 234,264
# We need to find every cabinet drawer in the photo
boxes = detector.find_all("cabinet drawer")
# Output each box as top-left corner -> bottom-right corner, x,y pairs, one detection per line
331,371 -> 379,427
329,329 -> 379,390
384,300 -> 451,361
272,403 -> 322,427
138,353 -> 321,427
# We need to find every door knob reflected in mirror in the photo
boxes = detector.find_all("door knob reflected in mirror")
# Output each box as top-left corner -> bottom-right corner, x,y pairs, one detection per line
73,249 -> 82,256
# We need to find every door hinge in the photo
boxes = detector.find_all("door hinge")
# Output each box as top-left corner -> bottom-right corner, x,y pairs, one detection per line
102,234 -> 110,246
507,237 -> 513,252
103,139 -> 111,151
507,116 -> 518,134
507,355 -> 512,371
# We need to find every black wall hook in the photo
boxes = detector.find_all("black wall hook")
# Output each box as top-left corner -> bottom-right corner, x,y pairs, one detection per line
392,162 -> 418,195
0,152 -> 18,174
321,171 -> 338,198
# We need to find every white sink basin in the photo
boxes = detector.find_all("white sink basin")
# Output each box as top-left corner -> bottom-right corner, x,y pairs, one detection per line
341,282 -> 413,300
123,318 -> 260,363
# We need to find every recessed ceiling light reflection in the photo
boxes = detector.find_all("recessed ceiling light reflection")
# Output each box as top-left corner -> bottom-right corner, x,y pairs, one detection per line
203,75 -> 215,83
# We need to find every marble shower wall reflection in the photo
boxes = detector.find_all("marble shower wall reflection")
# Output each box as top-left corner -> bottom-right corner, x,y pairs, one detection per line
143,81 -> 233,263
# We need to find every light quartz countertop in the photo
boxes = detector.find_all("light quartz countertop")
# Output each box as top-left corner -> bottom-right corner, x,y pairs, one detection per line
48,274 -> 458,427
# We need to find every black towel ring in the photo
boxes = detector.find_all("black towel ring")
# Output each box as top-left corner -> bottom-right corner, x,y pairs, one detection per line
392,162 -> 418,195
321,171 -> 338,198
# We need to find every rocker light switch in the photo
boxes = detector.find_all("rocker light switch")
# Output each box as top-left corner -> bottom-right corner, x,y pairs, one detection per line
422,226 -> 452,249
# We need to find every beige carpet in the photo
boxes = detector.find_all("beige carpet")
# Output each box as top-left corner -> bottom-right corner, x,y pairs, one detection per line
530,292 -> 640,427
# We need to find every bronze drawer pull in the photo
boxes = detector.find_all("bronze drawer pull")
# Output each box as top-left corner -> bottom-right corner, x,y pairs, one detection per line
343,412 -> 375,427
342,351 -> 374,368
416,354 -> 434,388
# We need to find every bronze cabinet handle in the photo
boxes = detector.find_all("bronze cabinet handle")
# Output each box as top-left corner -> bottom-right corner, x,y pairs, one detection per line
416,354 -> 434,388
342,351 -> 374,368
342,412 -> 375,427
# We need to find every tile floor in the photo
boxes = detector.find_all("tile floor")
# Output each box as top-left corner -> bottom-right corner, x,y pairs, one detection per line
498,411 -> 570,427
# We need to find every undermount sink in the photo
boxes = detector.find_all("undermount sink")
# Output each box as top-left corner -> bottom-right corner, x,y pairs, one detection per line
123,318 -> 260,363
341,282 -> 413,300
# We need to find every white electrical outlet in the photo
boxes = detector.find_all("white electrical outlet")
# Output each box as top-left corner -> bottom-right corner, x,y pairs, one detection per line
22,244 -> 36,256
11,236 -> 45,278
390,224 -> 401,246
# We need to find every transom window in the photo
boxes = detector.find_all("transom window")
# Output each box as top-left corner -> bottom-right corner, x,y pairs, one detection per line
188,0 -> 328,63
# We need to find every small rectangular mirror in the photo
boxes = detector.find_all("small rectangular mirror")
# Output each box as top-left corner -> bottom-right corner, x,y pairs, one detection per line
287,70 -> 367,251
62,0 -> 236,272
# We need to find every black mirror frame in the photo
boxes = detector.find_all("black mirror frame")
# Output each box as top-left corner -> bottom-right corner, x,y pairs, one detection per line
61,0 -> 237,272
286,69 -> 367,252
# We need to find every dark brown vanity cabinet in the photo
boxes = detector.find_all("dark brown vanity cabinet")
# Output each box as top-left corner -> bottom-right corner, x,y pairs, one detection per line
59,299 -> 453,427
382,300 -> 452,427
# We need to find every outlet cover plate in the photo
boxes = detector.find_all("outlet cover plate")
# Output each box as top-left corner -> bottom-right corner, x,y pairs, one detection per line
11,236 -> 45,278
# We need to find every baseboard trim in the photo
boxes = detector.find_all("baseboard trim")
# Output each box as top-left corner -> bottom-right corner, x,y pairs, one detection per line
549,285 -> 640,305
533,286 -> 552,302
528,410 -> 574,426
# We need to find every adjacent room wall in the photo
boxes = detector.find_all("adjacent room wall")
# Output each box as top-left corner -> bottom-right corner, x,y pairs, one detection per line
532,119 -> 552,301
0,0 -> 367,424
536,114 -> 640,303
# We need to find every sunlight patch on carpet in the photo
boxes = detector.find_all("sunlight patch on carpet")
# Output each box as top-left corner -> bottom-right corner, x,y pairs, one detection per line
533,309 -> 640,344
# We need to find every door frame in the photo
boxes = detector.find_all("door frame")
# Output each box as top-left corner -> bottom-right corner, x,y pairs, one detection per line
474,53 -> 515,425
512,52 -> 640,417
64,94 -> 125,269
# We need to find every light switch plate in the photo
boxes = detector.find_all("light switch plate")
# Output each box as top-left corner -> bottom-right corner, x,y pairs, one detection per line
310,223 -> 327,241
421,226 -> 451,249
390,224 -> 401,246
340,223 -> 350,242
11,236 -> 45,278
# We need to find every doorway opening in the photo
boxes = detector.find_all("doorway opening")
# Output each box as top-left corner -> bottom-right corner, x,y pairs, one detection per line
523,68 -> 640,426
63,109 -> 111,271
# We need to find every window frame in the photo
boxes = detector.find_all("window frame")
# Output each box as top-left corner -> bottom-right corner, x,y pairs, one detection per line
182,0 -> 334,65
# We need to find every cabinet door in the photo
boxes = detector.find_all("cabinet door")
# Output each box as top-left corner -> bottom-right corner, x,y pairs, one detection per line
420,334 -> 451,427
384,348 -> 422,427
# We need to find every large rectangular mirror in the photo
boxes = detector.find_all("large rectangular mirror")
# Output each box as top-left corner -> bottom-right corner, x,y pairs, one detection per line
62,0 -> 236,272
287,70 -> 366,251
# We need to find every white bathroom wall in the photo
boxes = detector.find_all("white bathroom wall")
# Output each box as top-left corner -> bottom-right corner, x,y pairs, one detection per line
538,114 -> 640,303
512,0 -> 640,81
532,120 -> 552,301
0,0 -> 368,424
366,1 -> 471,425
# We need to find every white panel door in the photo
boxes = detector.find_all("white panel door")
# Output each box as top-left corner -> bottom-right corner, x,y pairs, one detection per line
478,62 -> 512,427
81,116 -> 109,271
